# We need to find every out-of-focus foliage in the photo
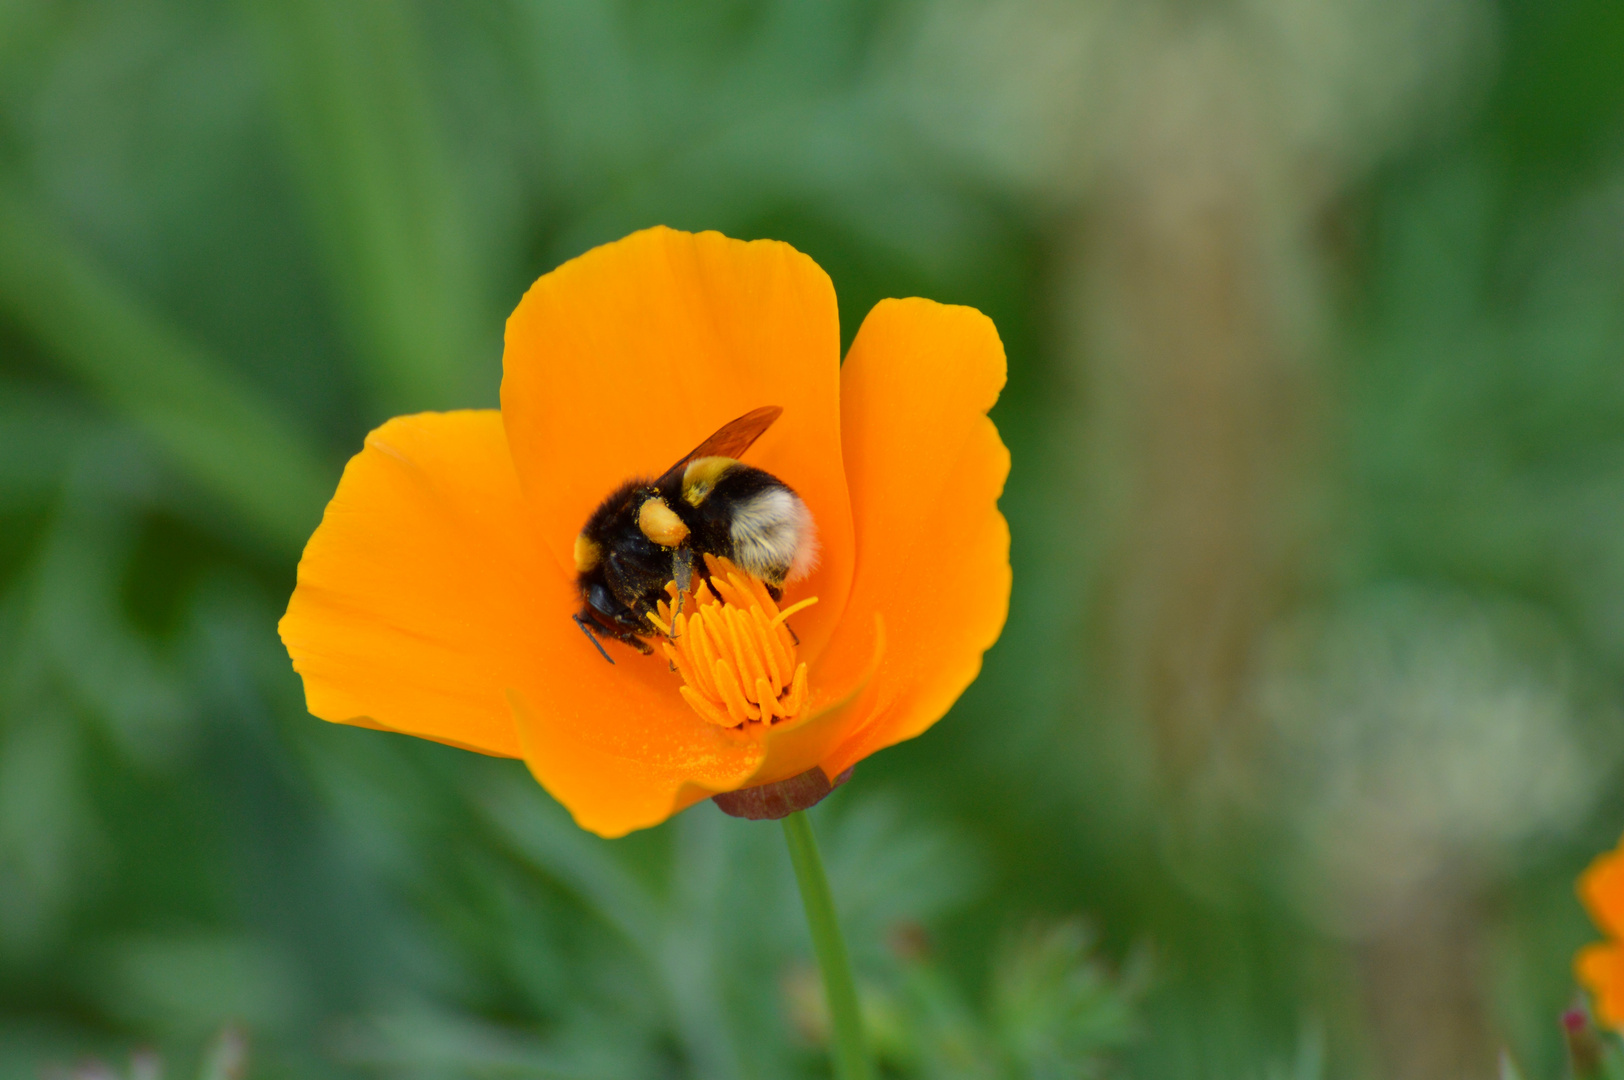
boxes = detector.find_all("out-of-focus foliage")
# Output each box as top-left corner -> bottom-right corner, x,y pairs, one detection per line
6,0 -> 1624,1078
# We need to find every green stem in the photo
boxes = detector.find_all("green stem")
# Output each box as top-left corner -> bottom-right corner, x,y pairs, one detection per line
782,810 -> 873,1080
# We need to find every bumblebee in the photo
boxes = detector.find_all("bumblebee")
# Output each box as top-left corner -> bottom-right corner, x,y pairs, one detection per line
572,406 -> 818,662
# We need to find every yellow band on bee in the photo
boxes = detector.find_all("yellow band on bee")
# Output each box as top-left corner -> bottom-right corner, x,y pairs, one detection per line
572,533 -> 601,573
681,456 -> 736,506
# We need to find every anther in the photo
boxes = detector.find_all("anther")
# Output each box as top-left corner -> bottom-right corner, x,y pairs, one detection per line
654,555 -> 816,728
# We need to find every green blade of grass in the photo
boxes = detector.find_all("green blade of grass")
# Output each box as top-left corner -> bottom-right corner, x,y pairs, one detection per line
244,0 -> 487,415
0,181 -> 333,555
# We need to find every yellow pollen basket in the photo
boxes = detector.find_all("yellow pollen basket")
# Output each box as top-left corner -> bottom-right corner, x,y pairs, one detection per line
648,555 -> 818,728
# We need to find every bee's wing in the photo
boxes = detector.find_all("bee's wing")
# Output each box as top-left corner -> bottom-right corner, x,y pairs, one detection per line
654,405 -> 782,487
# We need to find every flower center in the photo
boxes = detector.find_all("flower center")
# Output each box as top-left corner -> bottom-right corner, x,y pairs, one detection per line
649,556 -> 818,728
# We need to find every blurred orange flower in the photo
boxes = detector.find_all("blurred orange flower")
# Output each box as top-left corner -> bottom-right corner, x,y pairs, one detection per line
1577,836 -> 1624,1025
278,227 -> 1010,837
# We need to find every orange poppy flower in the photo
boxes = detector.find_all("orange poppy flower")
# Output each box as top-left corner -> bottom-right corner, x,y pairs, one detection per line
1578,837 -> 1624,1026
279,226 -> 1010,837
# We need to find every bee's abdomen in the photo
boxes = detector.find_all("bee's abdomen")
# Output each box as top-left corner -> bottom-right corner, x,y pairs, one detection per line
690,467 -> 816,585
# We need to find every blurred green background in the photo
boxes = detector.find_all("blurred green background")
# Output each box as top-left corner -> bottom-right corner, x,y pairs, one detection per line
4,0 -> 1624,1077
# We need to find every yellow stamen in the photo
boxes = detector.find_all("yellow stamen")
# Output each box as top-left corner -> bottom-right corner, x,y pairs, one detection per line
656,554 -> 816,729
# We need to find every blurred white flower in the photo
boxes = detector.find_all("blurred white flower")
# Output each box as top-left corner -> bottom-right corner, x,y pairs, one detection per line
887,0 -> 1496,203
1255,585 -> 1617,935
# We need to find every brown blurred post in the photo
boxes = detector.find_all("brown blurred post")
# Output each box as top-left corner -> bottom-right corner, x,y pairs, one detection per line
1066,25 -> 1495,1080
1073,31 -> 1323,814
1354,872 -> 1496,1080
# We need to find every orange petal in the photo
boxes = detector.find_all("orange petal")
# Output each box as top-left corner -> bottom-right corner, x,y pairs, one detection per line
500,226 -> 854,662
487,525 -> 786,836
510,689 -> 762,840
814,298 -> 1011,778
1578,942 -> 1624,1028
279,411 -> 542,757
279,412 -> 763,837
754,614 -> 886,787
1581,846 -> 1624,940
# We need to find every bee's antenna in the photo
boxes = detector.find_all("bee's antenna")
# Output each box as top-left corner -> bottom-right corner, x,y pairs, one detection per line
573,613 -> 616,665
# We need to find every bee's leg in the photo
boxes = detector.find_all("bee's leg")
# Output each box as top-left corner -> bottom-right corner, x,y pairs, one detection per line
672,545 -> 694,595
785,623 -> 800,646
669,546 -> 694,630
573,612 -> 615,665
